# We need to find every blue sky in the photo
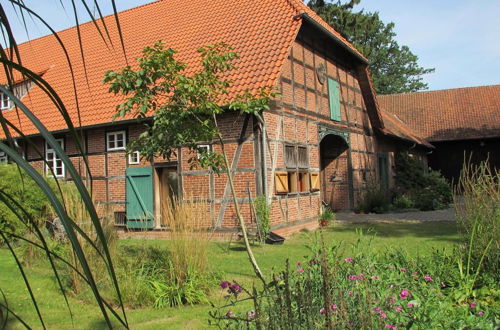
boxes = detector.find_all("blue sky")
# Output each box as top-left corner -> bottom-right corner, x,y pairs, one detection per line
5,0 -> 500,91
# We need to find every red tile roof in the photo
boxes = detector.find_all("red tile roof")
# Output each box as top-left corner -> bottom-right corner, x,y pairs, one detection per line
379,109 -> 433,148
1,0 -> 364,136
379,85 -> 500,141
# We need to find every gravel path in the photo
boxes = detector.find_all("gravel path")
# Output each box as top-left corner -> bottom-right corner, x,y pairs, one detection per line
335,208 -> 455,223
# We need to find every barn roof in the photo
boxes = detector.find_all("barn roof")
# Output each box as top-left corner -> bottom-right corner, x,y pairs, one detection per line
379,85 -> 500,141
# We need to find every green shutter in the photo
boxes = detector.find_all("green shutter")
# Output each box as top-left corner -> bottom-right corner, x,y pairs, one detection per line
126,166 -> 154,229
328,78 -> 341,121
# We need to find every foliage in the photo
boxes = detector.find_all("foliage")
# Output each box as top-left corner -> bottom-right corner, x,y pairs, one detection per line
254,195 -> 272,238
358,185 -> 391,213
391,194 -> 414,210
455,161 -> 500,286
307,0 -> 434,94
319,207 -> 335,222
210,233 -> 498,329
395,152 -> 452,211
0,164 -> 55,238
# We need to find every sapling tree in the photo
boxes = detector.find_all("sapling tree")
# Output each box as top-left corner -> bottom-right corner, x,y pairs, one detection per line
104,41 -> 274,283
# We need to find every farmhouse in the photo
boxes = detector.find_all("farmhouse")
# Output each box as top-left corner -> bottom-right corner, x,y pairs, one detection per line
0,0 -> 430,233
379,85 -> 500,183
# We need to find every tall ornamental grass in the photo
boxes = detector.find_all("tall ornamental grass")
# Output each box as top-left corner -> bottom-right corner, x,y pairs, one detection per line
454,161 -> 499,282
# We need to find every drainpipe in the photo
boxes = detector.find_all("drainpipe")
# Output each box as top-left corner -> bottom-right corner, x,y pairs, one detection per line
254,112 -> 268,203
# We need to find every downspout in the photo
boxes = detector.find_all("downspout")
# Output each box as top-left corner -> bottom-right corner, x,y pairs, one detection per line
254,112 -> 268,203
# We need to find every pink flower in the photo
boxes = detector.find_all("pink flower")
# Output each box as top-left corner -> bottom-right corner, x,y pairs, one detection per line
478,311 -> 484,316
319,307 -> 326,314
395,306 -> 402,313
329,303 -> 337,312
297,267 -> 305,273
373,307 -> 382,312
436,293 -> 444,297
385,324 -> 397,329
389,297 -> 396,304
220,281 -> 231,289
344,257 -> 353,263
470,302 -> 477,308
371,275 -> 380,280
407,303 -> 414,308
348,291 -> 353,295
400,289 -> 409,299
358,273 -> 365,280
424,275 -> 433,282
389,284 -> 395,289
380,312 -> 387,319
400,268 -> 407,272
348,275 -> 358,280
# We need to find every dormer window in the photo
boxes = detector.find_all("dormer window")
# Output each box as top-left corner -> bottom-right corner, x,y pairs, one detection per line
0,80 -> 34,110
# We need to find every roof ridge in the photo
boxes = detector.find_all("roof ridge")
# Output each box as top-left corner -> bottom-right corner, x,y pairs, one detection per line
10,0 -> 160,48
379,83 -> 500,97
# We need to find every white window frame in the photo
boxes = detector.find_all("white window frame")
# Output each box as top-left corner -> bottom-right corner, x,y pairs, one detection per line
0,151 -> 8,163
45,139 -> 65,178
128,151 -> 140,164
0,92 -> 11,110
106,130 -> 126,151
196,144 -> 210,159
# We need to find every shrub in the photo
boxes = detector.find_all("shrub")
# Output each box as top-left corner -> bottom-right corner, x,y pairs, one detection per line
358,186 -> 391,213
395,152 -> 452,211
0,164 -> 55,238
254,195 -> 271,239
391,194 -> 414,210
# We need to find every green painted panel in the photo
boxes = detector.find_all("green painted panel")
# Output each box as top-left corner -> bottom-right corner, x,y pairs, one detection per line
328,78 -> 341,121
126,166 -> 154,229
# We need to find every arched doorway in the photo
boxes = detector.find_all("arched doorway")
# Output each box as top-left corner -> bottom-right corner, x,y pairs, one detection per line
319,133 -> 350,210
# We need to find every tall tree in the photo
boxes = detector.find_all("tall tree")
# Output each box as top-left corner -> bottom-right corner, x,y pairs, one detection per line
308,0 -> 434,95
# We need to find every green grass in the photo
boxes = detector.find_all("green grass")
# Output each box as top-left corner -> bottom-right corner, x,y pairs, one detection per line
0,221 -> 459,329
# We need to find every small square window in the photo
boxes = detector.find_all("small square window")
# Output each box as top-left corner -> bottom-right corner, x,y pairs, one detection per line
197,144 -> 210,159
107,131 -> 126,151
128,151 -> 140,164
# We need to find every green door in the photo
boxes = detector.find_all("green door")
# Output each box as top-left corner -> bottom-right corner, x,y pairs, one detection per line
126,166 -> 154,229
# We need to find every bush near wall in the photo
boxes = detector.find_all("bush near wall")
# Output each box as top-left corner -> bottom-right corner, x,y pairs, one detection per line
394,152 -> 452,211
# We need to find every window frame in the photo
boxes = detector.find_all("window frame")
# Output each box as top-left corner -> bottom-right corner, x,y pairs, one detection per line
106,130 -> 126,151
196,144 -> 210,160
128,151 -> 141,165
0,91 -> 11,110
0,151 -> 8,164
45,139 -> 65,178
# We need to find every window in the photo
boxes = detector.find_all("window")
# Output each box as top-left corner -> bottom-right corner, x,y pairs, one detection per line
298,147 -> 308,169
46,139 -> 64,177
197,144 -> 210,159
284,145 -> 296,168
0,80 -> 35,110
106,131 -> 126,151
0,92 -> 11,110
0,151 -> 7,164
328,78 -> 341,121
128,151 -> 140,164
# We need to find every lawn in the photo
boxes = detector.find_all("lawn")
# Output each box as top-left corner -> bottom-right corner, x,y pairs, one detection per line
1,221 -> 459,329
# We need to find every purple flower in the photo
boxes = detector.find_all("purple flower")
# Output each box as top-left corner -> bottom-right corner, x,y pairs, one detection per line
407,303 -> 414,308
385,324 -> 397,329
348,290 -> 353,295
229,283 -> 242,296
380,312 -> 387,319
395,306 -> 402,313
424,275 -> 433,282
344,257 -> 353,263
220,281 -> 231,289
389,296 -> 396,304
358,273 -> 365,280
319,307 -> 326,314
373,307 -> 382,312
400,289 -> 409,299
470,302 -> 477,308
348,275 -> 358,280
400,268 -> 407,272
297,267 -> 305,273
478,311 -> 484,316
